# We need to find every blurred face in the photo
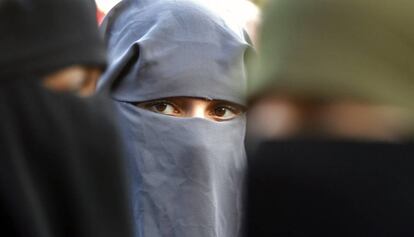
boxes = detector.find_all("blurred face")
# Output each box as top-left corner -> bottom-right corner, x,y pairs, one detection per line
138,97 -> 245,122
42,66 -> 101,97
249,95 -> 409,142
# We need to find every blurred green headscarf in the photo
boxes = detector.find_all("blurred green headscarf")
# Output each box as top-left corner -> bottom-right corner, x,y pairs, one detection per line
249,0 -> 414,114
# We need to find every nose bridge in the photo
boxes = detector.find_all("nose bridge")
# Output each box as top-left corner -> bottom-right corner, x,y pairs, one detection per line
186,100 -> 208,119
192,104 -> 206,119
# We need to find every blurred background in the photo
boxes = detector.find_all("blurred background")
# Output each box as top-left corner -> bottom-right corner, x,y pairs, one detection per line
95,0 -> 262,44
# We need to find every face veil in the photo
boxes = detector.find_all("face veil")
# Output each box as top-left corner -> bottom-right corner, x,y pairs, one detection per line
0,79 -> 133,237
118,102 -> 246,237
99,0 -> 250,237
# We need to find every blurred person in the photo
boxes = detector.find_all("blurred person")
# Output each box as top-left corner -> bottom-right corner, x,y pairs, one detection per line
98,0 -> 250,236
246,0 -> 414,236
248,0 -> 414,142
0,0 -> 133,237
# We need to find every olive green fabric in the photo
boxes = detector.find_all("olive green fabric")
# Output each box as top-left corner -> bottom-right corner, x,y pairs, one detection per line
249,0 -> 414,114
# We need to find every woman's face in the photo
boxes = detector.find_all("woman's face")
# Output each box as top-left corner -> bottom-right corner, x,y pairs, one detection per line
137,97 -> 244,122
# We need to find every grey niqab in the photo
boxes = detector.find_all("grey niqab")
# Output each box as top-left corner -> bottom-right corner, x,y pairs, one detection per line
99,0 -> 249,236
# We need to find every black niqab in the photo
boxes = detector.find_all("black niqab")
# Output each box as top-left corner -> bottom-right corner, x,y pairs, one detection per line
0,0 -> 133,236
247,140 -> 414,237
0,79 -> 133,237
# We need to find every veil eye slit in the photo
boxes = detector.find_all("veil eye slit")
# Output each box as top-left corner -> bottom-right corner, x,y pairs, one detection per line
210,104 -> 241,121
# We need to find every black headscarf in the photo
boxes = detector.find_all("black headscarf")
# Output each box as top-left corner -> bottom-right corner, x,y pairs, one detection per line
0,0 -> 133,237
0,0 -> 106,79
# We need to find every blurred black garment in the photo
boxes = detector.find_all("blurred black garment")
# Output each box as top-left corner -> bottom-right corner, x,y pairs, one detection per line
0,78 -> 133,237
247,140 -> 414,237
0,0 -> 132,236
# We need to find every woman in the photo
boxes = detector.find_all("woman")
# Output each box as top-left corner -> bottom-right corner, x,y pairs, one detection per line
99,0 -> 250,236
0,0 -> 133,236
246,0 -> 414,236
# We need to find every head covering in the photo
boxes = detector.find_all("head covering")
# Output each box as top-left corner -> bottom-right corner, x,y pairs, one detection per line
99,0 -> 248,105
99,0 -> 250,236
0,0 -> 106,79
249,0 -> 414,114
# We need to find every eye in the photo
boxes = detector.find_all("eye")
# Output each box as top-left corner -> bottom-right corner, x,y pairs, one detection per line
210,104 -> 242,121
151,102 -> 179,115
140,101 -> 181,116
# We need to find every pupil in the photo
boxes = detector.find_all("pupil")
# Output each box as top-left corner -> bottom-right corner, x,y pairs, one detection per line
214,107 -> 226,117
155,103 -> 167,112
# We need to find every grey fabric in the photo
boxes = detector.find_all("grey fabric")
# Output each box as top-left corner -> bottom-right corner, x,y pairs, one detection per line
118,103 -> 246,237
99,0 -> 248,105
98,0 -> 249,236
